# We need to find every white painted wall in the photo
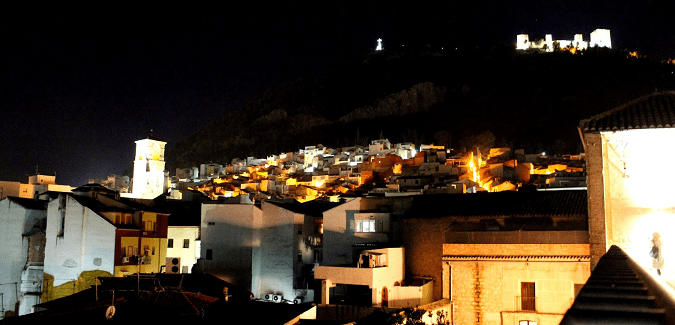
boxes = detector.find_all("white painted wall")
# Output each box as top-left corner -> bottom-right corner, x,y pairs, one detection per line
255,202 -> 316,302
0,198 -> 46,318
166,226 -> 200,273
44,194 -> 116,287
322,198 -> 392,266
200,202 -> 262,292
256,202 -> 296,300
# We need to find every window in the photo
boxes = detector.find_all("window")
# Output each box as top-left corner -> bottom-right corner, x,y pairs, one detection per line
183,239 -> 190,248
356,219 -> 376,233
144,221 -> 154,231
521,282 -> 536,311
519,322 -> 537,325
57,195 -> 66,236
208,221 -> 215,225
206,249 -> 213,260
168,239 -> 174,248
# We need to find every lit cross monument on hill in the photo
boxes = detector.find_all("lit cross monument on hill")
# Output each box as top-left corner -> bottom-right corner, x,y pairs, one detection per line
376,38 -> 383,51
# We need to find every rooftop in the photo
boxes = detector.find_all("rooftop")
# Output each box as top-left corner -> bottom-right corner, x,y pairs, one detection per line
403,190 -> 588,219
580,91 -> 675,133
561,245 -> 675,324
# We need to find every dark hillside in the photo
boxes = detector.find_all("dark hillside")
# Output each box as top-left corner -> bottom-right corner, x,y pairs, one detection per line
167,46 -> 675,169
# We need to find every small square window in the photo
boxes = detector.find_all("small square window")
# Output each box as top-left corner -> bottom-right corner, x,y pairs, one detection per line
168,239 -> 174,248
183,239 -> 190,248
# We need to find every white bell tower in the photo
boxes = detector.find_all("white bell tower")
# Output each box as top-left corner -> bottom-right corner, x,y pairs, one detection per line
376,38 -> 383,51
129,134 -> 167,199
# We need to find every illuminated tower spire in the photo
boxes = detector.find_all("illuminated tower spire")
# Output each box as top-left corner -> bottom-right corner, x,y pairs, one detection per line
376,38 -> 383,51
129,134 -> 167,199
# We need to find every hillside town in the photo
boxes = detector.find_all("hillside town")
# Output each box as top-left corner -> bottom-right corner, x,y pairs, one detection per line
171,139 -> 585,203
2,91 -> 675,324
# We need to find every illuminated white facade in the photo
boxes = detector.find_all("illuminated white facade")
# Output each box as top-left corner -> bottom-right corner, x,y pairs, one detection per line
590,29 -> 612,48
376,38 -> 383,51
545,34 -> 553,52
166,226 -> 200,273
516,34 -> 530,50
581,92 -> 675,276
595,129 -> 675,271
128,136 -> 167,199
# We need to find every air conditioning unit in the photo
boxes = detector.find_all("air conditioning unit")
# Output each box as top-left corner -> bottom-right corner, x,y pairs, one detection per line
273,295 -> 283,303
165,257 -> 181,274
292,297 -> 303,304
122,257 -> 129,263
263,293 -> 274,301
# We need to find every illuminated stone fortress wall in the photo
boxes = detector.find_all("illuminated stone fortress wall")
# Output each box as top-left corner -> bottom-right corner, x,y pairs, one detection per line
517,29 -> 611,51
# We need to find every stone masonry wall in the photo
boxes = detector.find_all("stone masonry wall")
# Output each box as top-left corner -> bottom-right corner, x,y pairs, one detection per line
584,132 -> 607,269
448,259 -> 590,325
403,218 -> 446,301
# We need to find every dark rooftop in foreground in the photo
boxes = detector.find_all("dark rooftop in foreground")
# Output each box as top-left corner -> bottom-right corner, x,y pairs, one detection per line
580,91 -> 675,132
561,245 -> 675,325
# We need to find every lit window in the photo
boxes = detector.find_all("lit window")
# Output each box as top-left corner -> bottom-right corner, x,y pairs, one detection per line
356,220 -> 376,233
519,321 -> 537,325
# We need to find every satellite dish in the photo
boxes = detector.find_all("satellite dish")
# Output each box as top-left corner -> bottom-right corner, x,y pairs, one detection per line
106,306 -> 116,320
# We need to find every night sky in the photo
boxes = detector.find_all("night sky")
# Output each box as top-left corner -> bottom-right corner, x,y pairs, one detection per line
1,1 -> 673,186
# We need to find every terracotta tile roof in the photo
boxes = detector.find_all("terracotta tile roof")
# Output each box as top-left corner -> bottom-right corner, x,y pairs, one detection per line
580,91 -> 675,132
